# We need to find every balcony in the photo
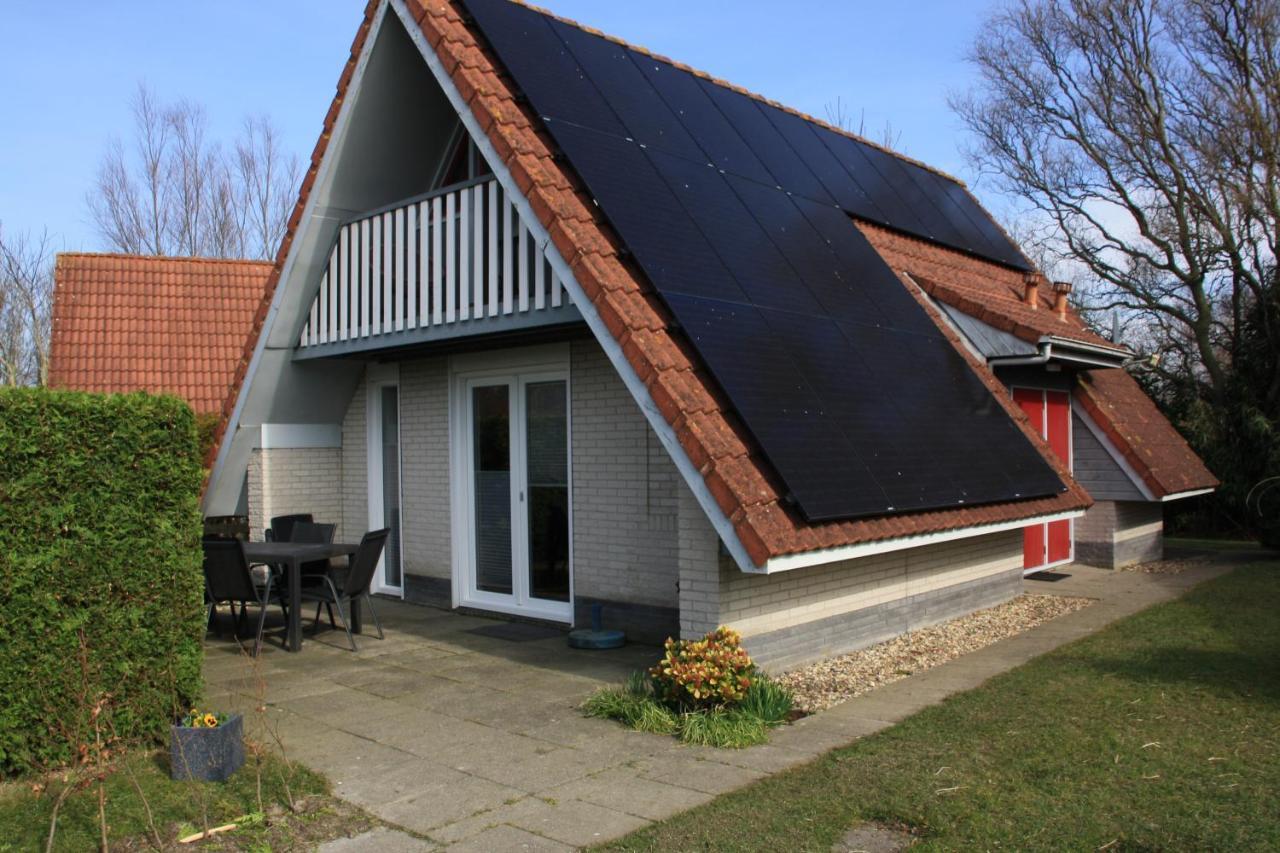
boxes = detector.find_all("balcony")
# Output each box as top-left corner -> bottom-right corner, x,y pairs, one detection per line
295,177 -> 581,359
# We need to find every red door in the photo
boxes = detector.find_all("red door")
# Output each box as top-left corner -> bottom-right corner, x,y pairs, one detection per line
1015,388 -> 1073,570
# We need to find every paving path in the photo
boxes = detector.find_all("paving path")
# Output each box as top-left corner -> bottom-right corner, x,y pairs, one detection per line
203,560 -> 1232,850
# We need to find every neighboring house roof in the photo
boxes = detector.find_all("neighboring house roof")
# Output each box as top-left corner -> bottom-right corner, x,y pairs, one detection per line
49,253 -> 272,416
218,0 -> 1090,567
856,221 -> 1217,499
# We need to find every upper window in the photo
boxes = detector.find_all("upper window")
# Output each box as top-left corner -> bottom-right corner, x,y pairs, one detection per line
436,128 -> 493,189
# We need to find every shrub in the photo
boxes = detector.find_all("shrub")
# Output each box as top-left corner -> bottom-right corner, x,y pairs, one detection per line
650,626 -> 754,711
0,389 -> 205,775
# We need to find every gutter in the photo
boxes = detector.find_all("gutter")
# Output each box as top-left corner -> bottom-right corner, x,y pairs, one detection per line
989,342 -> 1054,368
762,508 -> 1086,573
990,337 -> 1132,371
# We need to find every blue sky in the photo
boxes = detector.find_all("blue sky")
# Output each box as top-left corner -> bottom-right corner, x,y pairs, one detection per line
0,1 -> 1002,253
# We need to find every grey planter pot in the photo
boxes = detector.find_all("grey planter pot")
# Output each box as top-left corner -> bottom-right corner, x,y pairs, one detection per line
170,714 -> 245,782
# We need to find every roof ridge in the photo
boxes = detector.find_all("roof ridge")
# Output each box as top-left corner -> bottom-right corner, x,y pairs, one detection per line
56,252 -> 275,267
495,0 -> 968,186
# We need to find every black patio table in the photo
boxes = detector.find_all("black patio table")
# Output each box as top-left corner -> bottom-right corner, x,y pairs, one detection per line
242,541 -> 361,652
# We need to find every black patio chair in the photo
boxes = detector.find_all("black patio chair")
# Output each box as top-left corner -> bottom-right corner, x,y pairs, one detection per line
203,540 -> 285,657
300,528 -> 389,652
290,521 -> 340,626
270,513 -> 314,543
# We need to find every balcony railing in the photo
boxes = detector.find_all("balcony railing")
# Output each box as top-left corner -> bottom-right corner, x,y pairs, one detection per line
297,177 -> 575,353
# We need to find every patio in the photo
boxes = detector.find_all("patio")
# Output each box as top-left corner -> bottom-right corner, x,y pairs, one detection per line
201,600 -> 785,848
200,561 -> 1230,849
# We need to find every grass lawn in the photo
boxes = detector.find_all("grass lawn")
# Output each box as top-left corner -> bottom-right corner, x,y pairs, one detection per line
600,561 -> 1280,852
0,748 -> 366,851
1166,536 -> 1268,552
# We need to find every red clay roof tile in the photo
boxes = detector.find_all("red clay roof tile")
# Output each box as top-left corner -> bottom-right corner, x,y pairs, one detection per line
49,254 -> 272,418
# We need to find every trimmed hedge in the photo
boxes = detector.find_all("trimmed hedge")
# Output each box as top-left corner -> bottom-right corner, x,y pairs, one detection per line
0,389 -> 205,774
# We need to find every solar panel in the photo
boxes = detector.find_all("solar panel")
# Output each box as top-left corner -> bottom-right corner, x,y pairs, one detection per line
460,0 -> 1063,521
810,124 -> 932,236
695,80 -> 836,204
755,102 -> 886,223
548,20 -> 707,163
628,50 -> 778,185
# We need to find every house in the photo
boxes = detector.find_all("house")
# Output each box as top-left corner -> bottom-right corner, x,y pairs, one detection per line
62,0 -> 1216,670
48,253 -> 272,417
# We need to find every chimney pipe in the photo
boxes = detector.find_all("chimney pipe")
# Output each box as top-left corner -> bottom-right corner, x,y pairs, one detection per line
1051,280 -> 1073,320
1022,272 -> 1041,308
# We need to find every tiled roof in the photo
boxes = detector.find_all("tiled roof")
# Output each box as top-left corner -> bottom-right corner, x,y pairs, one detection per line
49,254 -> 272,416
225,0 -> 1091,565
855,222 -> 1217,499
1075,370 -> 1219,498
855,221 -> 1117,350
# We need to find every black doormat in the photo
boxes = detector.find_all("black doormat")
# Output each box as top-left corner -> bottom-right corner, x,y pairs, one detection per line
1026,570 -> 1071,582
465,622 -> 566,642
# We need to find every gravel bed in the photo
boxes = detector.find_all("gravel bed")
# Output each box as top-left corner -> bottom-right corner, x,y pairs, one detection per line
778,593 -> 1093,713
1119,557 -> 1207,575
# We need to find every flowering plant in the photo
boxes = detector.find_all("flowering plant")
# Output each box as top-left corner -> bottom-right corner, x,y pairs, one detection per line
649,626 -> 754,711
178,707 -> 228,729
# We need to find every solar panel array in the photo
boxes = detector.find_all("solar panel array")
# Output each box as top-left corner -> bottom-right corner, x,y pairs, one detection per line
460,0 -> 1064,521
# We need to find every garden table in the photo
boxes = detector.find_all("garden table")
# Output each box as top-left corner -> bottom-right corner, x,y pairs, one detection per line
242,541 -> 361,652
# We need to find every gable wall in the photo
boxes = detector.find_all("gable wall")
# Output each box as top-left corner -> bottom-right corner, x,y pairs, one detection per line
1072,412 -> 1147,502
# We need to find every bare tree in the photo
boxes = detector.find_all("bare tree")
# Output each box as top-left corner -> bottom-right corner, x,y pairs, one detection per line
87,84 -> 300,261
952,0 -> 1280,408
823,97 -> 905,152
236,116 -> 302,261
0,226 -> 54,387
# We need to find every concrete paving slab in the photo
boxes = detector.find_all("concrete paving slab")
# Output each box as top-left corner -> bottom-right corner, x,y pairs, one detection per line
546,766 -> 715,821
370,766 -> 527,834
698,741 -> 818,775
635,751 -> 768,795
318,827 -> 436,852
444,824 -> 573,852
506,797 -> 652,848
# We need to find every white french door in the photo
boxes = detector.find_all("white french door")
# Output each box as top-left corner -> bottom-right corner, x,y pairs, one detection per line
452,350 -> 572,622
367,365 -> 404,596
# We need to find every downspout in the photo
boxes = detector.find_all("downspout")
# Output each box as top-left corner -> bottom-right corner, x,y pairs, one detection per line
989,342 -> 1053,368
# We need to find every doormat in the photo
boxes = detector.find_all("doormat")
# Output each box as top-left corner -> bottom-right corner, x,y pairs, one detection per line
466,622 -> 566,642
1026,570 -> 1071,582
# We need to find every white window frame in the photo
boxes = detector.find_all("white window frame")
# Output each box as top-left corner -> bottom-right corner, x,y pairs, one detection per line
367,363 -> 404,597
449,344 -> 573,623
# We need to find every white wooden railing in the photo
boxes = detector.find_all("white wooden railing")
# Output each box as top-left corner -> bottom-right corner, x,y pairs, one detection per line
298,178 -> 571,348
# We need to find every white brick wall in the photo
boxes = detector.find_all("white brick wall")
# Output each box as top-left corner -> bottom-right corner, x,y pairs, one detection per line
399,357 -> 451,580
571,339 -> 681,609
677,478 -> 721,637
1076,500 -> 1163,568
676,519 -> 1023,642
247,447 -> 344,541
340,377 -> 368,545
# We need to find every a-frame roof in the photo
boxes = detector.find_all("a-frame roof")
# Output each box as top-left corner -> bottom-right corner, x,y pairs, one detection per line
218,0 -> 1093,567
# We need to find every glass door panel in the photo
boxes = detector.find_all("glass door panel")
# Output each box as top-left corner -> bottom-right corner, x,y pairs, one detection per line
380,385 -> 403,589
524,380 -> 569,603
472,383 -> 513,595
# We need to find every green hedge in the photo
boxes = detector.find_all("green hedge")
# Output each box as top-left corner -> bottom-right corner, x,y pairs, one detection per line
0,389 -> 205,775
